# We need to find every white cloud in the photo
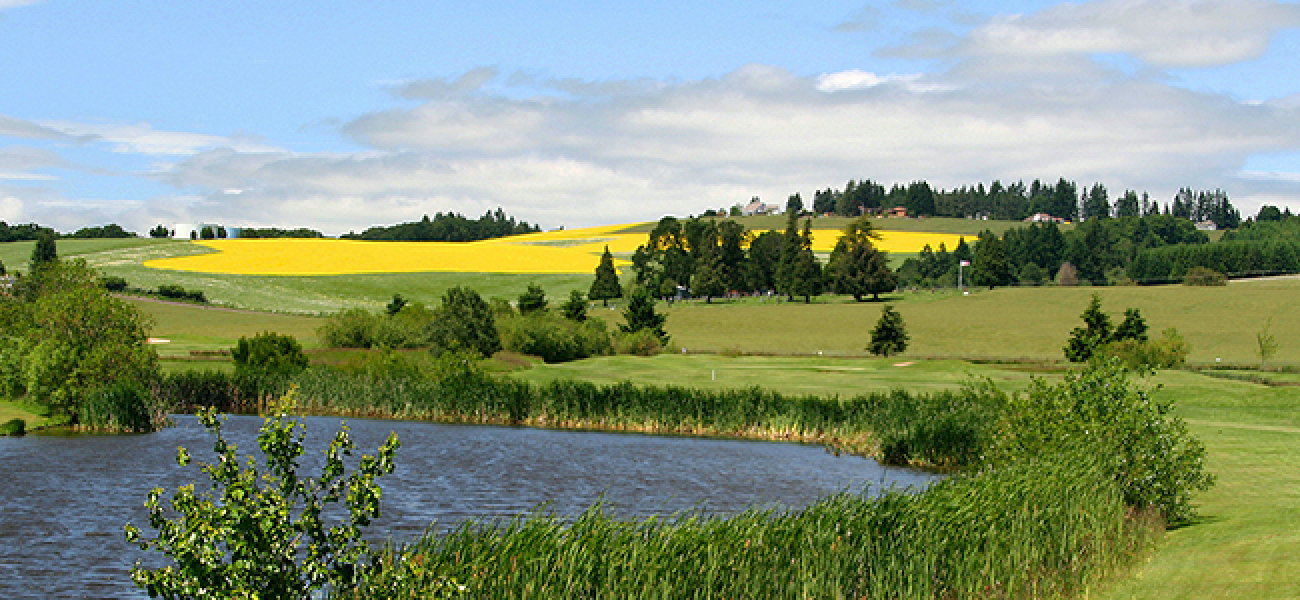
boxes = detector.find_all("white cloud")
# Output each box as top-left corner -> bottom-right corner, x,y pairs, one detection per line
0,0 -> 44,9
0,195 -> 23,221
964,0 -> 1300,68
40,121 -> 280,156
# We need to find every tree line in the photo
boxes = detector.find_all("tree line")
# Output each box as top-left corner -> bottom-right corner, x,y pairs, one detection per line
341,208 -> 541,242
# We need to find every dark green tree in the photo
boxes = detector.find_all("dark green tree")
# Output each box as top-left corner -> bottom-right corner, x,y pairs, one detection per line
517,283 -> 548,314
232,332 -> 309,375
590,246 -> 623,307
970,230 -> 1014,289
29,233 -> 57,272
148,224 -> 170,238
828,217 -> 895,301
868,305 -> 909,356
427,286 -> 501,357
200,226 -> 215,240
620,286 -> 668,345
1114,308 -> 1149,342
560,290 -> 589,322
691,253 -> 728,302
385,293 -> 408,316
743,230 -> 782,292
1064,294 -> 1113,362
790,220 -> 823,303
0,257 -> 6,276
785,192 -> 804,215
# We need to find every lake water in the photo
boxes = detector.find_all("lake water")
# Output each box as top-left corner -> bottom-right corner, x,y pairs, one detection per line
0,415 -> 938,598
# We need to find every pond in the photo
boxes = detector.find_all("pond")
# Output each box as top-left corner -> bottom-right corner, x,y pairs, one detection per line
0,415 -> 939,598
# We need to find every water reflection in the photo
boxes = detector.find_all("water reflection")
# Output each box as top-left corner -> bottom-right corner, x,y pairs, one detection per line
0,415 -> 939,598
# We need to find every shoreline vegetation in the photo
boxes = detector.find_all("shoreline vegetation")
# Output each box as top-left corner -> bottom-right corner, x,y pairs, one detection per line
139,359 -> 1208,598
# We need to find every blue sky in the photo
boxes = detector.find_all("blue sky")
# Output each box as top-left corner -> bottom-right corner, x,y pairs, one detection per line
1,0 -> 1298,234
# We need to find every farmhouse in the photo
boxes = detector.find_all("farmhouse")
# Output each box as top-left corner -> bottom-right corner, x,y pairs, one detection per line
741,198 -> 780,216
1024,213 -> 1066,224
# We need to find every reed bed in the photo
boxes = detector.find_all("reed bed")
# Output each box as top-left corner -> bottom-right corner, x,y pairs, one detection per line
350,448 -> 1159,599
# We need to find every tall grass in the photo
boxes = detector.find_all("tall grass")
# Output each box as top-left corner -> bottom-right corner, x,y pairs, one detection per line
78,382 -> 168,432
352,447 -> 1158,599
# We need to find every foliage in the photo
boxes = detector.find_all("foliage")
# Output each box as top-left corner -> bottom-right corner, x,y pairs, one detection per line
499,311 -> 612,363
560,290 -> 588,322
427,286 -> 501,358
588,245 -> 623,306
102,275 -> 129,292
1182,266 -> 1227,286
124,394 -> 401,598
619,286 -> 668,345
1257,318 -> 1279,367
1130,241 -> 1296,283
157,283 -> 207,303
384,293 -> 407,316
78,381 -> 163,433
149,224 -> 171,238
867,304 -> 909,357
612,328 -> 665,356
341,209 -> 539,242
29,232 -> 57,271
69,223 -> 136,238
0,259 -> 158,419
1100,328 -> 1190,370
990,360 -> 1214,524
232,332 -> 309,375
1064,294 -> 1113,362
0,418 -> 25,436
969,229 -> 1014,288
1113,307 -> 1149,342
317,305 -> 441,350
516,283 -> 548,314
827,217 -> 895,301
236,227 -> 324,239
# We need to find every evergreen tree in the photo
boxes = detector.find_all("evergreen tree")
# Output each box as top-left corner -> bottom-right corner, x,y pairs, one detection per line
828,217 -> 895,301
743,230 -> 782,292
517,283 -> 548,314
1064,294 -> 1113,362
589,246 -> 623,307
970,230 -> 1014,289
620,286 -> 668,344
1114,308 -> 1149,342
785,192 -> 804,215
29,233 -> 57,272
148,224 -> 170,238
0,257 -> 5,276
775,211 -> 803,301
560,290 -> 589,322
788,219 -> 823,303
868,304 -> 909,357
691,253 -> 727,302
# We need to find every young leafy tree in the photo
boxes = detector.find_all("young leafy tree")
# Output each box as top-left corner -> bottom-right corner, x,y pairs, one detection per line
427,286 -> 501,357
29,232 -> 57,272
124,393 -> 403,598
620,286 -> 668,345
517,283 -> 548,314
1258,318 -> 1279,368
1064,294 -> 1113,362
560,290 -> 589,322
827,217 -> 895,301
868,304 -> 909,357
589,245 -> 623,307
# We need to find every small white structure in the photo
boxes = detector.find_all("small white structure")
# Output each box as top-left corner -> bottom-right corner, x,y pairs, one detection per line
1024,213 -> 1065,224
1196,220 -> 1218,231
741,197 -> 780,216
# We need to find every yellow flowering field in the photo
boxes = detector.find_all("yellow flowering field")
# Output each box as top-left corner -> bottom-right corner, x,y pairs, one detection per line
143,223 -> 966,276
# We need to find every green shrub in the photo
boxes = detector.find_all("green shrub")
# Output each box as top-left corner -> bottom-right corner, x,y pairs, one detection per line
101,276 -> 128,292
79,381 -> 162,432
499,312 -> 612,363
1183,266 -> 1227,286
124,395 -> 401,598
0,418 -> 25,436
613,328 -> 664,356
232,332 -> 309,375
990,359 -> 1213,524
1100,328 -> 1190,370
319,308 -> 379,348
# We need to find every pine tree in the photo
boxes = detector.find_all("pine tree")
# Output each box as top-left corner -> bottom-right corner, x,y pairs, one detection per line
868,305 -> 909,356
828,217 -> 895,301
970,230 -> 1013,289
1064,294 -> 1113,362
560,290 -> 588,322
589,246 -> 623,307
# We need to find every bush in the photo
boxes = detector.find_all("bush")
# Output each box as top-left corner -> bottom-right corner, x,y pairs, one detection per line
428,287 -> 501,358
0,418 -> 25,436
499,313 -> 612,363
102,276 -> 128,292
1100,328 -> 1190,370
232,332 -> 309,375
156,284 -> 187,299
319,308 -> 380,348
1183,266 -> 1226,286
990,359 -> 1213,524
124,394 -> 401,598
614,328 -> 664,356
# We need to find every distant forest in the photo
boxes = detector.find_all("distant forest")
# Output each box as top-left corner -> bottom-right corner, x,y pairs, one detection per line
341,209 -> 541,242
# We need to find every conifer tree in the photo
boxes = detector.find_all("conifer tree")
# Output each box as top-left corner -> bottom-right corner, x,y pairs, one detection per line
868,304 -> 909,356
589,246 -> 623,307
620,286 -> 668,344
29,233 -> 57,272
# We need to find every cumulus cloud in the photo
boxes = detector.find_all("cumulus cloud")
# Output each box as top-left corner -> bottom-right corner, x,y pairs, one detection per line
964,0 -> 1300,68
0,115 -> 97,143
0,195 -> 23,221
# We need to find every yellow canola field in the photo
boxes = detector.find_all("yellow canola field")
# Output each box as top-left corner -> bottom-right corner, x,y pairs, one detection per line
144,223 -> 966,276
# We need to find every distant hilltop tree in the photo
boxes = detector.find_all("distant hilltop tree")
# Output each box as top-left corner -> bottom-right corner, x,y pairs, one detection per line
0,221 -> 57,243
342,208 -> 541,242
